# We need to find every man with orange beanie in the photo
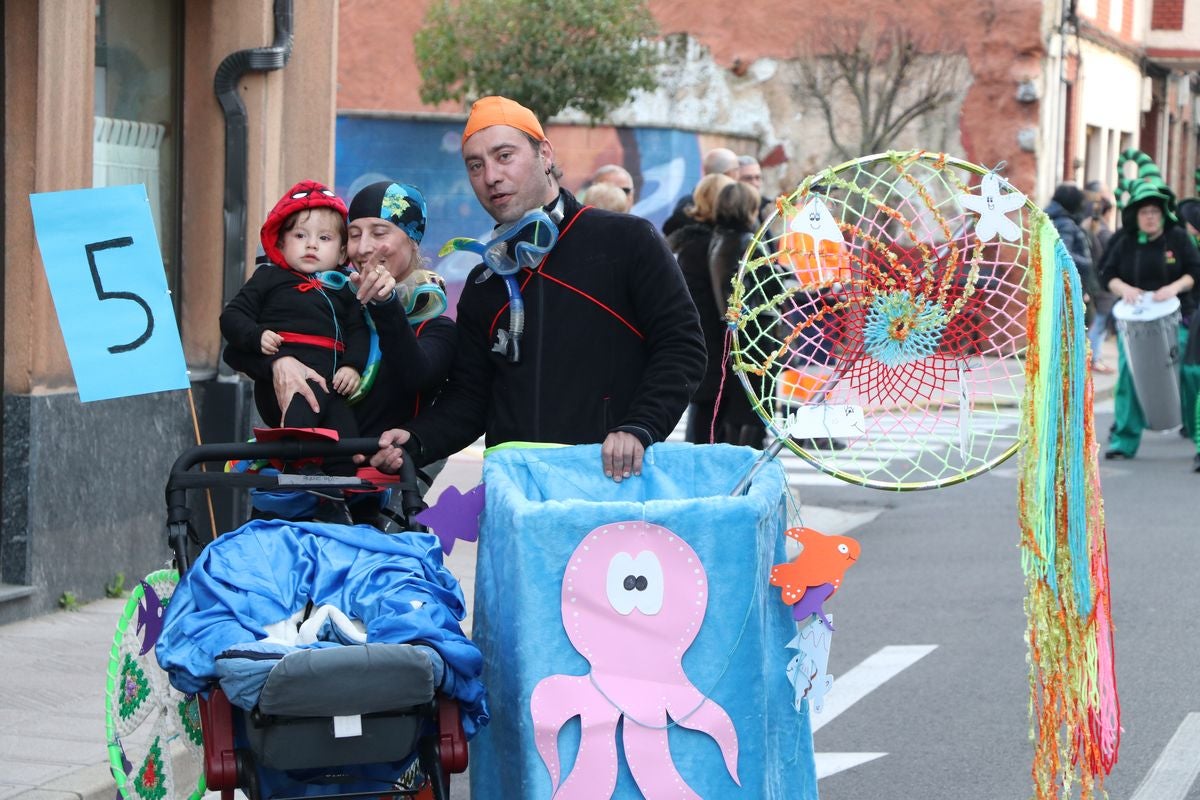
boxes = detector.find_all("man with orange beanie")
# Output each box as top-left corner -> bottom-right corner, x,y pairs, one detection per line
369,96 -> 706,481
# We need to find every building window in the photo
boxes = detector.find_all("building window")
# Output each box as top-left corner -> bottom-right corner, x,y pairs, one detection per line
93,0 -> 182,292
1150,0 -> 1185,29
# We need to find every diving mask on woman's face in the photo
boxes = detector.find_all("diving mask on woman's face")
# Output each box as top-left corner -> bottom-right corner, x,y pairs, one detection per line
439,209 -> 559,276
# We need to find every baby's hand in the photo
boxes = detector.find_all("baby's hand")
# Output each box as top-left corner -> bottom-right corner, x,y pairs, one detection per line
261,330 -> 283,355
333,366 -> 361,396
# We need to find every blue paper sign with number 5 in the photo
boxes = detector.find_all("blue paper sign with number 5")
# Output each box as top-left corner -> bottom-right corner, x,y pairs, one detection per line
30,184 -> 189,402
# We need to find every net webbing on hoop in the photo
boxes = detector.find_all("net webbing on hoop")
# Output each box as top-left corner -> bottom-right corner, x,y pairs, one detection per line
726,151 -> 1119,797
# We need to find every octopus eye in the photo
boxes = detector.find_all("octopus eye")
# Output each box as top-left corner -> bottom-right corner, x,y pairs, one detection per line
606,550 -> 664,616
837,543 -> 849,554
622,575 -> 649,591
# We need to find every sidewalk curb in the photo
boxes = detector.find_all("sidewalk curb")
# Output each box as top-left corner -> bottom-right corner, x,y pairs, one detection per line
12,763 -> 113,800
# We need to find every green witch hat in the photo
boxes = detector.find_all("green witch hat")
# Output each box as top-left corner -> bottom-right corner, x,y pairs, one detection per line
1116,148 -> 1177,231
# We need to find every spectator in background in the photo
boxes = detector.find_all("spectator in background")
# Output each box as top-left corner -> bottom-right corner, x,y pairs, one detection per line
662,147 -> 742,237
738,153 -> 774,232
1083,180 -> 1116,373
1176,197 -> 1200,472
581,181 -> 631,213
667,173 -> 738,442
707,180 -> 777,446
737,154 -> 762,188
1179,198 -> 1200,247
584,164 -> 635,212
1045,182 -> 1099,334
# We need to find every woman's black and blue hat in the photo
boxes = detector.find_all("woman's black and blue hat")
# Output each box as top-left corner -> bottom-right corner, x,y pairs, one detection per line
348,181 -> 428,244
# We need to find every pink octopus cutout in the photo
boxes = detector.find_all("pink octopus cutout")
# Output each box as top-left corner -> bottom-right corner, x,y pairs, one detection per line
530,521 -> 740,798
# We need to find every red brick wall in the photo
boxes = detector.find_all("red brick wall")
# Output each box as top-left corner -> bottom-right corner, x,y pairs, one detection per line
1151,0 -> 1185,29
339,0 -> 1045,192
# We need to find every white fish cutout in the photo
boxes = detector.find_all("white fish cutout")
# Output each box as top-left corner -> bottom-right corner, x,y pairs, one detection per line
790,195 -> 845,244
787,195 -> 849,284
785,614 -> 834,713
960,172 -> 1025,242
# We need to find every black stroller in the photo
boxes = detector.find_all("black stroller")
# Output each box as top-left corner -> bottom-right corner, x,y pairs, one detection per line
163,436 -> 469,800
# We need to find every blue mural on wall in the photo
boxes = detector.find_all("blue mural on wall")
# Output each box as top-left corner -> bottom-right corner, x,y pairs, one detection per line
627,127 -> 701,228
336,115 -> 705,311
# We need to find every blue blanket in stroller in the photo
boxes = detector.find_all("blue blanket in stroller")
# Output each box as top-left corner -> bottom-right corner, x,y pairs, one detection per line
156,519 -> 487,734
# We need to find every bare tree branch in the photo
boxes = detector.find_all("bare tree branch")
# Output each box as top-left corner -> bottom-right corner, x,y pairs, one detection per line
794,18 -> 967,160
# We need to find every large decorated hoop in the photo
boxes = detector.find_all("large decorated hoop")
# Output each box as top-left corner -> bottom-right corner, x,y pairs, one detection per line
728,150 -> 1119,798
729,150 -> 1033,490
105,569 -> 205,800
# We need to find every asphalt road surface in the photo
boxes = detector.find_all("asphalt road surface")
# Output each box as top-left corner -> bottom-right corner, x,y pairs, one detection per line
803,399 -> 1200,799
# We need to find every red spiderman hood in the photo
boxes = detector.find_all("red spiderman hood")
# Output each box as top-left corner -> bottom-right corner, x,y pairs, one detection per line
260,180 -> 348,268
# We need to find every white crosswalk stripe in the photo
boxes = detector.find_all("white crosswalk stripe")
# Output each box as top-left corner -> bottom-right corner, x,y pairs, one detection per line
670,408 -> 1023,490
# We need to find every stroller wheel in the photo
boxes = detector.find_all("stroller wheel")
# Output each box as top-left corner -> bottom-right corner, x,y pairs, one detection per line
236,748 -> 262,800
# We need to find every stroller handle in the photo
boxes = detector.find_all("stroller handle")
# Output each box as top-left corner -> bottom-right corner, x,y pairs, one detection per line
167,436 -> 387,478
165,437 -> 422,573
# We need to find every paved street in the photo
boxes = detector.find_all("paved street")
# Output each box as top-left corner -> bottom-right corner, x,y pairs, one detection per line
807,394 -> 1200,800
4,336 -> 1199,799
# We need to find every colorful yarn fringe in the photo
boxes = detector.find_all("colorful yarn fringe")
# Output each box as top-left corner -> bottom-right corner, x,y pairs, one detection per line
1018,215 -> 1120,799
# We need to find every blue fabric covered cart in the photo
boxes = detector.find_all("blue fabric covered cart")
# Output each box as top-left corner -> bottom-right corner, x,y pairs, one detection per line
469,442 -> 818,799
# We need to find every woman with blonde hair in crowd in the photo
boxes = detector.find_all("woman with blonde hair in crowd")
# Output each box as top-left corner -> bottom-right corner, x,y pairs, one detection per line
581,181 -> 631,213
707,180 -> 780,445
667,173 -> 737,442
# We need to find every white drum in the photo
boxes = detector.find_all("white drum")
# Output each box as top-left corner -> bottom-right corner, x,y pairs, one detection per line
1113,293 -> 1182,430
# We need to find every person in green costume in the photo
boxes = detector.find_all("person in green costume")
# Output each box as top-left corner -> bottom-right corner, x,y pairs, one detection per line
1099,181 -> 1200,465
1175,197 -> 1200,471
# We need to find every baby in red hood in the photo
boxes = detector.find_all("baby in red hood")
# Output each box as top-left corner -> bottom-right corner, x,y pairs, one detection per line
220,180 -> 369,472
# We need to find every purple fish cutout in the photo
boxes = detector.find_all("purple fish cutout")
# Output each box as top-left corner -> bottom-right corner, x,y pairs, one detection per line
790,582 -> 836,631
135,581 -> 166,655
414,483 -> 486,554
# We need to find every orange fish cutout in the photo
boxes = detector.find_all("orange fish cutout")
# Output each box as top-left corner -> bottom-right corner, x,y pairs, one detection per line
769,526 -> 861,606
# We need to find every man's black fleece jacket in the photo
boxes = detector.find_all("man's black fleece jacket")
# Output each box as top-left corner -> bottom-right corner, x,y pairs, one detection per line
405,190 -> 707,463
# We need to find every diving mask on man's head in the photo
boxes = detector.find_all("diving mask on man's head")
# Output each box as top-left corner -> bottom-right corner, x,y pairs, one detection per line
439,209 -> 559,276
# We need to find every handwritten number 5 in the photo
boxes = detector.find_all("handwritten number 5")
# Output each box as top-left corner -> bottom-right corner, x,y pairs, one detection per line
85,237 -> 154,354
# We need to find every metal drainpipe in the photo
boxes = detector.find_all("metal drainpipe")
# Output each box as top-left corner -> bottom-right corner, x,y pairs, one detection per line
213,0 -> 294,378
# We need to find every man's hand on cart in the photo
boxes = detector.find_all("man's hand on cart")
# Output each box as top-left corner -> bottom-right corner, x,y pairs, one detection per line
602,431 -> 643,483
359,429 -> 411,473
272,356 -> 326,415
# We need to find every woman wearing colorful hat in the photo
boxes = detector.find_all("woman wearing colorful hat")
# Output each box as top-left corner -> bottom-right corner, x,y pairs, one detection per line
1097,179 -> 1200,463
